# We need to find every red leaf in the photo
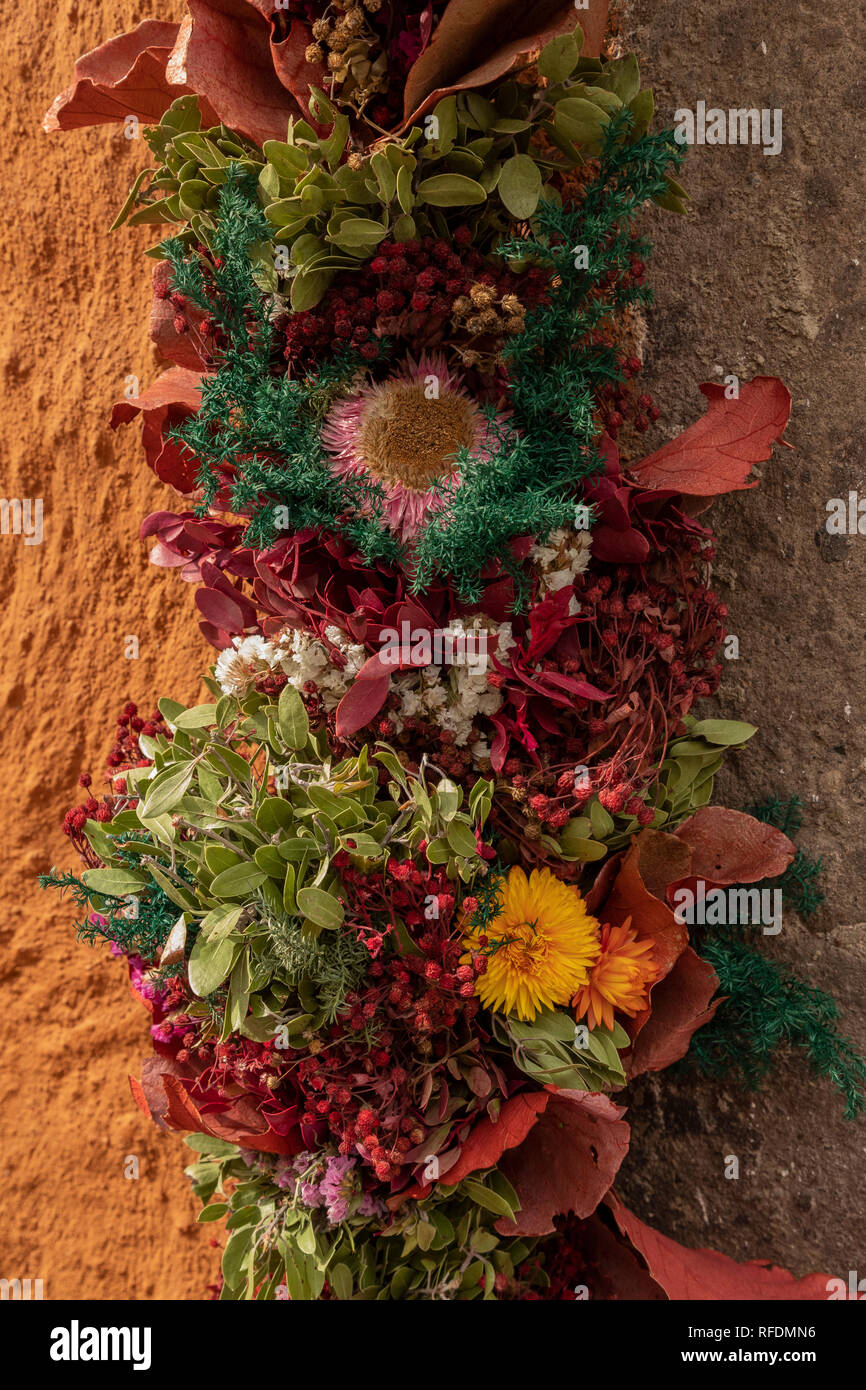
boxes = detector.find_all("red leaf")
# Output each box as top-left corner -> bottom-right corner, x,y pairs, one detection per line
270,20 -> 332,126
195,587 -> 249,634
629,377 -> 792,496
675,807 -> 795,885
602,832 -> 690,985
43,20 -> 200,131
166,0 -> 301,146
445,1092 -> 549,1185
495,1092 -> 630,1236
627,946 -> 720,1078
590,523 -> 651,564
403,0 -> 609,129
110,367 -> 203,494
150,262 -> 209,371
110,367 -> 203,428
132,1058 -> 301,1155
335,668 -> 391,737
569,1213 -> 666,1299
607,1195 -> 831,1301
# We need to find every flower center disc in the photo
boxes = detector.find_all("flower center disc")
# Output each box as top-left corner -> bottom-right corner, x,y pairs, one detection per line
502,921 -> 549,978
358,383 -> 477,492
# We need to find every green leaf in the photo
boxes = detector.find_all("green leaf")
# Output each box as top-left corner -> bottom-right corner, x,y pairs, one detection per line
688,719 -> 757,745
436,778 -> 461,822
173,703 -> 218,730
627,88 -> 654,140
290,267 -> 333,310
558,835 -> 606,863
183,1134 -> 237,1155
197,1203 -> 228,1223
463,92 -> 497,132
538,33 -> 580,82
553,97 -> 610,150
396,165 -> 414,214
110,167 -> 155,232
589,799 -> 615,838
222,1227 -> 253,1290
430,95 -> 458,151
278,685 -> 309,750
145,862 -> 201,913
343,833 -> 384,858
425,837 -> 452,865
188,932 -> 239,998
329,1262 -> 353,1300
581,85 -> 624,115
597,53 -> 641,104
445,819 -> 478,858
462,1180 -> 516,1221
282,862 -> 297,914
210,862 -> 268,898
254,844 -> 288,879
653,173 -> 689,215
140,761 -> 196,818
497,154 -> 543,220
392,213 -> 417,242
157,697 -> 186,726
370,152 -> 396,203
199,905 -> 244,943
81,867 -> 147,898
331,216 -> 388,251
296,886 -> 344,930
262,140 -> 308,177
415,174 -> 487,207
256,796 -> 296,833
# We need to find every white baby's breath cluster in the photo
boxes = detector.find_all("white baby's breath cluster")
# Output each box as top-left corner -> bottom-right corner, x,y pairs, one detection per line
530,528 -> 593,611
391,616 -> 515,753
215,615 -> 514,760
215,627 -> 366,708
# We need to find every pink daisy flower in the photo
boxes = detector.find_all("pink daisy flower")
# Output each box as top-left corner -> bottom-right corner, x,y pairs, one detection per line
321,353 -> 505,540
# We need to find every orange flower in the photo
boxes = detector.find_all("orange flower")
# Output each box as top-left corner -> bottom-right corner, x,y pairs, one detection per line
572,917 -> 659,1032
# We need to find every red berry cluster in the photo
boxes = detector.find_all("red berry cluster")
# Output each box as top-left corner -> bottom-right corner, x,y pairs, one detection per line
500,552 -> 727,829
62,702 -> 171,859
597,358 -> 661,438
280,232 -> 549,368
287,862 -> 492,1184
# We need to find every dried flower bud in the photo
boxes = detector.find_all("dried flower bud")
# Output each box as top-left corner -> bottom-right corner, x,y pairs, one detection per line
363,0 -> 383,10
506,316 -> 526,334
342,6 -> 366,33
305,42 -> 324,64
469,283 -> 495,307
451,295 -> 472,317
311,18 -> 331,40
501,294 -> 524,316
347,151 -> 365,170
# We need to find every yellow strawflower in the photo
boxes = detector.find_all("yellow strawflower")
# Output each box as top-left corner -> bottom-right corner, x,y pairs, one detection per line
462,867 -> 602,1021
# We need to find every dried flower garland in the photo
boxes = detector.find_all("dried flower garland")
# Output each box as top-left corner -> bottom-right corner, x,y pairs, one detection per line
44,3 -> 861,1301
